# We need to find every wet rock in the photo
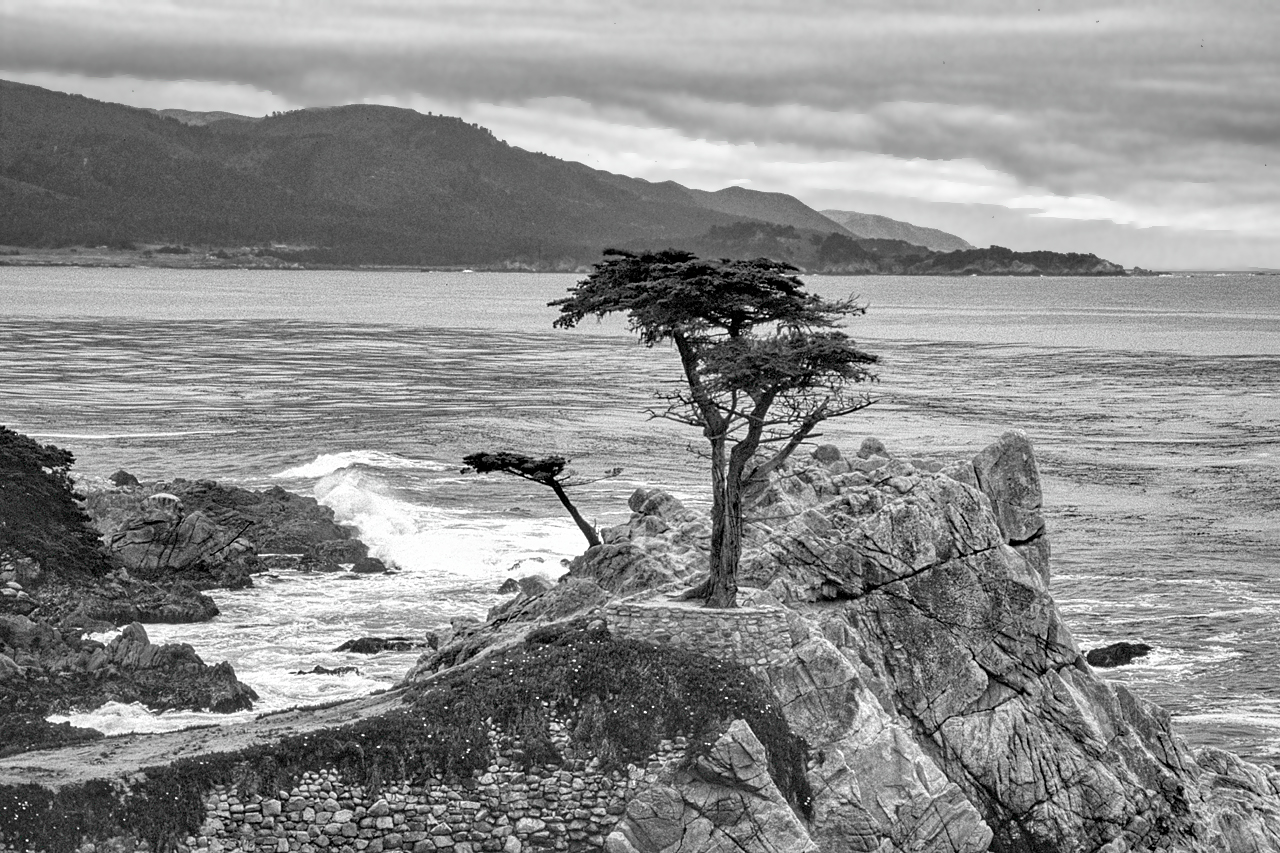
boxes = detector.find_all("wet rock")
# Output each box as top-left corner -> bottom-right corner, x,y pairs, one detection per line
72,581 -> 220,625
298,554 -> 345,573
857,436 -> 889,458
1086,641 -> 1153,668
351,556 -> 389,574
108,470 -> 141,488
86,478 -> 369,576
293,665 -> 361,676
335,636 -> 428,654
310,539 -> 369,564
1,616 -> 256,717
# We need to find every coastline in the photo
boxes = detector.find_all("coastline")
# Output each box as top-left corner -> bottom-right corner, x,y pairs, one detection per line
0,246 -> 1194,275
4,433 -> 1280,851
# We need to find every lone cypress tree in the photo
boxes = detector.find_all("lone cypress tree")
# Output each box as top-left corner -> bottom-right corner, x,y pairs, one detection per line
551,250 -> 877,607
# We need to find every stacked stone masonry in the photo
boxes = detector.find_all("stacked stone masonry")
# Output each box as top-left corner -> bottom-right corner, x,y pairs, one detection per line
604,599 -> 793,669
152,725 -> 687,853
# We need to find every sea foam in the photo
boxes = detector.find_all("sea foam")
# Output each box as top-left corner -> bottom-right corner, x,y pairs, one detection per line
273,450 -> 450,479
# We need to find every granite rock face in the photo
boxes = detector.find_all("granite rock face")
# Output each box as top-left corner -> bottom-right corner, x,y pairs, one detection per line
564,434 -> 1280,852
0,614 -> 257,729
104,506 -> 252,576
85,478 -> 370,588
605,720 -> 818,853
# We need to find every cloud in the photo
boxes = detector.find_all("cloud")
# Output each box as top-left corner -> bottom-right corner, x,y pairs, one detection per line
1,70 -> 292,116
3,0 -> 1280,264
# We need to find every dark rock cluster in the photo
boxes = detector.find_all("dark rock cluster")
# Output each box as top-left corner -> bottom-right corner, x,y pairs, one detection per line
0,429 -> 384,756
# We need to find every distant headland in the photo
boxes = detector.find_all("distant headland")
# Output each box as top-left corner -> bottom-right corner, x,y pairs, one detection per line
1,79 -> 1134,276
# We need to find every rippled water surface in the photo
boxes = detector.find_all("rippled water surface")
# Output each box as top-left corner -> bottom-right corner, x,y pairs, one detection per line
2,267 -> 1278,763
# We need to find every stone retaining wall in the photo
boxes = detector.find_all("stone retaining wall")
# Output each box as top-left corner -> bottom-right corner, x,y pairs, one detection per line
167,725 -> 685,853
604,599 -> 794,668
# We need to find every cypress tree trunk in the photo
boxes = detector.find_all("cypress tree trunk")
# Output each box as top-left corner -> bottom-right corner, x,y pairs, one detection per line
707,435 -> 728,593
546,479 -> 602,548
705,438 -> 743,608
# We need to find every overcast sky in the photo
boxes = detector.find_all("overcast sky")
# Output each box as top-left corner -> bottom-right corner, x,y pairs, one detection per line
3,0 -> 1279,269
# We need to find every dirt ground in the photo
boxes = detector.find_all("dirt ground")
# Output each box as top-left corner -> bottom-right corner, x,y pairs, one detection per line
0,689 -> 406,791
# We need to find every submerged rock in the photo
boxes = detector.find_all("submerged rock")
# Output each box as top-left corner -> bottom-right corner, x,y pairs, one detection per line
351,556 -> 388,574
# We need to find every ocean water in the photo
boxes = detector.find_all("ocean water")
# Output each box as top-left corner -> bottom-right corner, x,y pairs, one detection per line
2,267 -> 1278,765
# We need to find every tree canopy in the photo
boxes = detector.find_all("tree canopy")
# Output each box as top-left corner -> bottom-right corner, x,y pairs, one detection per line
552,250 -> 877,607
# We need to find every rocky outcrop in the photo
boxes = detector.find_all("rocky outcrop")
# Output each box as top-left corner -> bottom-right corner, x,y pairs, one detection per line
409,577 -> 611,677
0,615 -> 257,753
68,577 -> 220,625
103,504 -> 254,582
64,621 -> 257,713
606,719 -> 818,853
85,477 -> 372,586
558,433 -> 1280,852
5,433 -> 1280,853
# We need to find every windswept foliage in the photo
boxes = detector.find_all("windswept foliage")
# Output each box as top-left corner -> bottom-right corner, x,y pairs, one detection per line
462,452 -> 619,547
0,426 -> 110,578
552,250 -> 877,606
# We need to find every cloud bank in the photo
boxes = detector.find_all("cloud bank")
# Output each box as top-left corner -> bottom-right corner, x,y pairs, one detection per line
3,0 -> 1279,267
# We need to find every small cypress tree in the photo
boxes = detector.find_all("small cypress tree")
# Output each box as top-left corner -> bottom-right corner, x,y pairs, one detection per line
462,452 -> 620,548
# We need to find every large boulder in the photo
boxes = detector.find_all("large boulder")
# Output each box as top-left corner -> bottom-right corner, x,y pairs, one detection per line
105,506 -> 251,574
972,429 -> 1051,580
85,478 -> 380,586
566,489 -> 708,595
70,621 -> 258,713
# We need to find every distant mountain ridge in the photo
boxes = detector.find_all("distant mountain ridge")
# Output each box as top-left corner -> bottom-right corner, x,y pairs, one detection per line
821,209 -> 972,252
149,108 -> 260,127
0,80 -> 1124,275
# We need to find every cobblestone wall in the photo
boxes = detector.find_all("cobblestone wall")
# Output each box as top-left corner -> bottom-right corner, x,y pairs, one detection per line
603,599 -> 794,668
172,725 -> 685,853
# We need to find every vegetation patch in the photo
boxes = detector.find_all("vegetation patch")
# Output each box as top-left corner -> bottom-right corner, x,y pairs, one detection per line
0,624 -> 811,852
0,426 -> 111,579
